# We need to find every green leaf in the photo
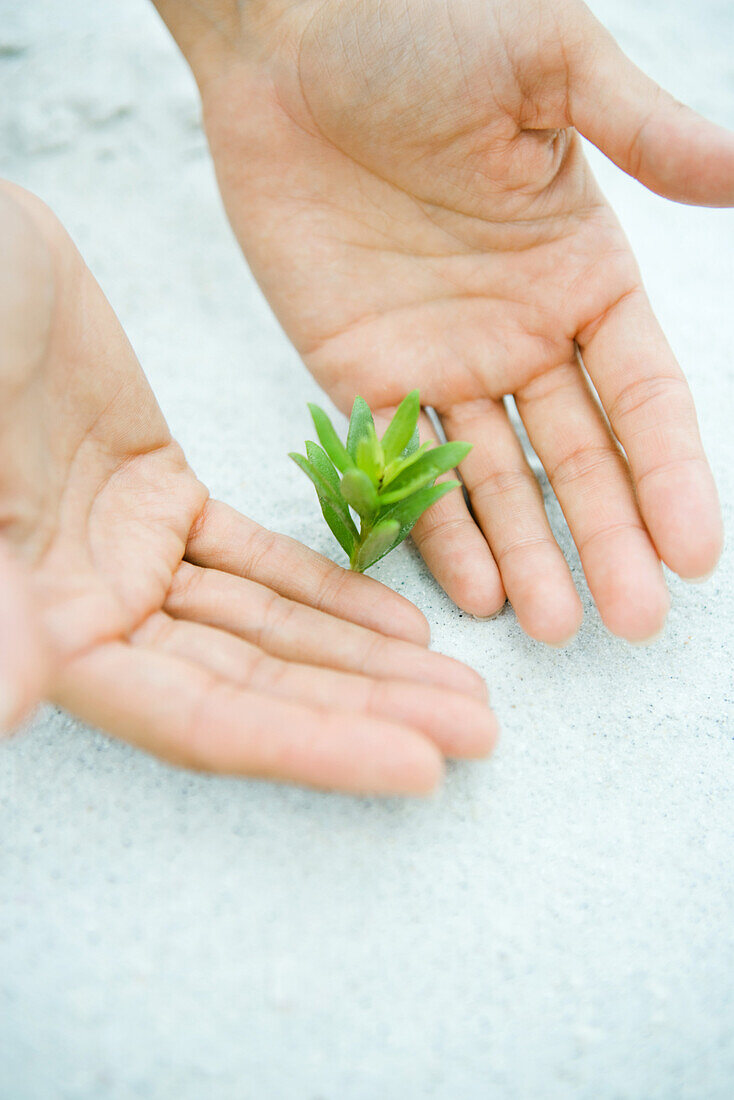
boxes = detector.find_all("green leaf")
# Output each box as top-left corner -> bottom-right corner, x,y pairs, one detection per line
308,404 -> 353,473
378,472 -> 437,506
380,441 -> 471,500
305,440 -> 340,493
290,450 -> 340,509
290,452 -> 357,534
352,519 -> 401,572
320,500 -> 357,558
403,424 -> 420,458
346,395 -> 376,462
381,480 -> 462,542
340,467 -> 380,519
380,390 -> 420,464
355,424 -> 384,485
381,440 -> 434,488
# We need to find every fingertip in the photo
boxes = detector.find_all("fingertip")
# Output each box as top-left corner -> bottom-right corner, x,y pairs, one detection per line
684,566 -> 718,586
674,540 -> 723,584
627,626 -> 666,648
433,657 -> 489,704
452,578 -> 506,620
0,549 -> 48,735
351,573 -> 433,645
312,711 -> 446,797
640,463 -> 724,581
512,576 -> 584,647
523,607 -> 583,648
386,594 -> 432,647
451,701 -> 500,759
601,574 -> 670,644
0,678 -> 23,738
378,731 -> 445,796
669,511 -> 723,583
429,536 -> 506,617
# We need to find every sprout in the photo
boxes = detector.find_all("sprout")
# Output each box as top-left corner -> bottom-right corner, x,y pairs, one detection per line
290,391 -> 471,572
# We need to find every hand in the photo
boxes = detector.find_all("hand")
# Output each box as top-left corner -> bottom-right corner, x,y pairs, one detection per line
156,0 -> 731,643
0,543 -> 47,732
0,182 -> 496,793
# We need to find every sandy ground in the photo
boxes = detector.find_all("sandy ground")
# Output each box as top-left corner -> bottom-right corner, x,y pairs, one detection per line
1,1 -> 733,1097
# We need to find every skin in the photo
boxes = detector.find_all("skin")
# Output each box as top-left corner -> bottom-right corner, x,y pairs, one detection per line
152,0 -> 732,644
0,182 -> 498,793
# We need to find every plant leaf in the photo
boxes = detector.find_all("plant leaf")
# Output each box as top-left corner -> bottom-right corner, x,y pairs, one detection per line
346,395 -> 376,462
340,467 -> 380,519
355,424 -> 384,485
380,480 -> 462,542
352,519 -> 401,572
378,472 -> 438,506
403,424 -> 420,458
381,440 -> 434,488
380,389 -> 420,464
320,500 -> 357,558
290,452 -> 357,534
305,440 -> 340,493
380,441 -> 471,499
290,450 -> 341,509
308,403 -> 353,473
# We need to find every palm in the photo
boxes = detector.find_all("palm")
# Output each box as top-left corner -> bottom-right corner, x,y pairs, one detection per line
188,0 -> 733,642
1,184 -> 496,792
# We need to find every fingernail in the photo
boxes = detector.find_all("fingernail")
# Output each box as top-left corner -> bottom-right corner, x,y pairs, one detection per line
0,678 -> 20,736
684,569 -> 716,585
628,627 -> 666,648
469,608 -> 505,622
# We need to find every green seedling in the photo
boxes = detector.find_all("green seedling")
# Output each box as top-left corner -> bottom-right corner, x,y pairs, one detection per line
290,390 -> 471,572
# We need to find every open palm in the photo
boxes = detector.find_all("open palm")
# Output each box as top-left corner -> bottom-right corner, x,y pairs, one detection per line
0,184 -> 496,792
158,0 -> 733,642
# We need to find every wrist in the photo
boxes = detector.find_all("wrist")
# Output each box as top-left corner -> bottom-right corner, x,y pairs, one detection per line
150,0 -> 321,93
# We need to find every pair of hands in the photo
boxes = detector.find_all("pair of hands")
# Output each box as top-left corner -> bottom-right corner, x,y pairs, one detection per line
2,0 -> 732,794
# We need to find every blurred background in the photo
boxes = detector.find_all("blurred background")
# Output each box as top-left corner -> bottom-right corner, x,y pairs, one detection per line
1,1 -> 733,1097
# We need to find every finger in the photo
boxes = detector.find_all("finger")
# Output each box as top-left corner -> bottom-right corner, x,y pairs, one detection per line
577,288 -> 723,581
134,612 -> 498,759
165,561 -> 488,700
516,360 -> 670,642
0,541 -> 47,733
53,641 -> 444,795
186,500 -> 430,646
569,11 -> 734,206
441,399 -> 583,644
374,408 -> 505,618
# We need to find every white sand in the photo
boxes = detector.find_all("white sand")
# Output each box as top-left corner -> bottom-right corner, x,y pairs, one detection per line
1,1 -> 733,1096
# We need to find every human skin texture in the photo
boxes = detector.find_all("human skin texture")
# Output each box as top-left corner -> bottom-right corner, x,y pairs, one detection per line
0,182 -> 498,792
152,0 -> 733,644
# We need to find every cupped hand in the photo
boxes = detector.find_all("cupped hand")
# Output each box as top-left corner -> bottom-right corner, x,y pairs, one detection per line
0,182 -> 496,792
158,0 -> 732,643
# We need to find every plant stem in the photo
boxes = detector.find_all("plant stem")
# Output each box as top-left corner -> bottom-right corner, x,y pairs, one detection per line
349,516 -> 374,571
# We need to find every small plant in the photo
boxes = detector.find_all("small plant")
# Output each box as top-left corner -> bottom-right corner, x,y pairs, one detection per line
289,390 -> 471,572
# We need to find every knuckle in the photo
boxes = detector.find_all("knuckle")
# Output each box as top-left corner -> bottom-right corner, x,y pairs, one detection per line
549,443 -> 623,488
608,373 -> 691,430
471,465 -> 538,506
576,518 -> 647,556
494,533 -> 558,567
241,526 -> 280,579
312,562 -> 350,613
357,632 -> 389,676
257,591 -> 296,650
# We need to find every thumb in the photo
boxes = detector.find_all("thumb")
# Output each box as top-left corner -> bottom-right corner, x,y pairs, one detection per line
569,13 -> 734,207
0,540 -> 47,735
